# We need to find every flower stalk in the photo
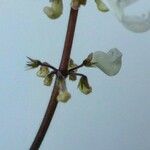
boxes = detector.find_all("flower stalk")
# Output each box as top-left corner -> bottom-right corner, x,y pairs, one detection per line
30,7 -> 79,150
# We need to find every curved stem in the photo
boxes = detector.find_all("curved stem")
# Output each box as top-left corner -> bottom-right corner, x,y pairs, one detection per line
30,8 -> 79,150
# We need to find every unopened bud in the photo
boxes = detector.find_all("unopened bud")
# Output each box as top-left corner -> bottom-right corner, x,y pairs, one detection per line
36,66 -> 49,78
78,76 -> 92,95
95,0 -> 109,12
57,90 -> 71,103
43,0 -> 63,19
43,73 -> 54,86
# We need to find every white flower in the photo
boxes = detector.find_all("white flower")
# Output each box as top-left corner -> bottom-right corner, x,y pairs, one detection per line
43,0 -> 63,19
91,48 -> 122,76
105,0 -> 150,32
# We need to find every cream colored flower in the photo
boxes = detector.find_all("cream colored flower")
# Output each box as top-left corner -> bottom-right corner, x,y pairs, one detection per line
56,79 -> 71,103
36,66 -> 50,78
57,90 -> 71,103
43,0 -> 63,19
95,0 -> 109,12
90,48 -> 122,76
43,73 -> 54,86
78,76 -> 92,95
104,0 -> 150,32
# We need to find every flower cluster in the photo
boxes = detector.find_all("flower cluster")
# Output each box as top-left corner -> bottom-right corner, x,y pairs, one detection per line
43,0 -> 86,19
27,48 -> 122,103
43,0 -> 150,33
26,57 -> 55,86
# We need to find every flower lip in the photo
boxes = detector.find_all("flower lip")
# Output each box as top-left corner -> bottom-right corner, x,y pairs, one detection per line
104,0 -> 150,32
91,48 -> 122,76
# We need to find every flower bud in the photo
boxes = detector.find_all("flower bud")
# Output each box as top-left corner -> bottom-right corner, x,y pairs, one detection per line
56,79 -> 71,103
36,66 -> 49,78
43,73 -> 54,86
68,58 -> 77,70
68,58 -> 78,81
95,0 -> 109,12
78,76 -> 92,95
43,0 -> 63,19
57,90 -> 71,103
69,74 -> 77,81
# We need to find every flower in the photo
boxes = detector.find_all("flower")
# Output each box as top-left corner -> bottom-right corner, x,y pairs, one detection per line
56,79 -> 71,103
43,73 -> 54,86
36,66 -> 50,78
97,0 -> 150,32
86,48 -> 122,76
43,0 -> 63,19
68,58 -> 78,81
78,76 -> 92,95
57,90 -> 71,103
95,0 -> 109,12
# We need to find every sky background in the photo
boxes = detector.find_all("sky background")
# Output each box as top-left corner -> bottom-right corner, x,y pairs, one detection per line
0,0 -> 150,150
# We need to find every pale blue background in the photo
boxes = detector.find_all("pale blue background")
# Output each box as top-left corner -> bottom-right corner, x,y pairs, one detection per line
0,0 -> 150,150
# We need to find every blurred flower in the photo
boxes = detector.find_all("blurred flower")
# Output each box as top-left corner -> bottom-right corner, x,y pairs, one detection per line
36,66 -> 50,78
43,73 -> 54,86
57,90 -> 71,103
68,58 -> 77,81
43,0 -> 63,19
57,79 -> 71,103
26,57 -> 41,69
85,48 -> 122,76
95,0 -> 109,12
78,76 -> 92,95
105,0 -> 150,32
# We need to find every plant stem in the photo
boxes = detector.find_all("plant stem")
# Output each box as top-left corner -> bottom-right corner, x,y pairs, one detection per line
68,63 -> 84,72
30,8 -> 79,150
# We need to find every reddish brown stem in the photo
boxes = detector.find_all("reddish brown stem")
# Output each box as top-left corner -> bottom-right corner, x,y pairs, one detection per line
30,8 -> 79,150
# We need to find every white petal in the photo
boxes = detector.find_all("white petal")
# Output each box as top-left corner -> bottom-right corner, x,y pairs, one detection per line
92,48 -> 122,76
106,0 -> 150,32
121,12 -> 150,32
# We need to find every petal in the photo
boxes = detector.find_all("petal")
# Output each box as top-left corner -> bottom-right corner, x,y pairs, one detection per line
43,0 -> 63,19
95,0 -> 109,12
57,90 -> 71,103
106,0 -> 150,32
91,48 -> 122,76
121,13 -> 150,32
36,66 -> 49,77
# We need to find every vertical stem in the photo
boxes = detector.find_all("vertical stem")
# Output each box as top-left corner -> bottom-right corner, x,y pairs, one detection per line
30,8 -> 79,150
